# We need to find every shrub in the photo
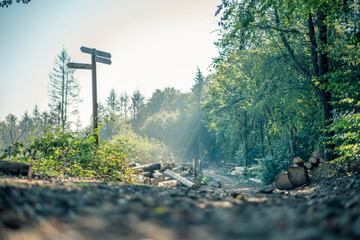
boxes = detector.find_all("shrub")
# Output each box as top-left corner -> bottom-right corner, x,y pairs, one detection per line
1,128 -> 134,182
328,111 -> 360,174
255,156 -> 288,185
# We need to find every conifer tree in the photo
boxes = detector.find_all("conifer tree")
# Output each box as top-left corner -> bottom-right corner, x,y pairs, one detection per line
48,47 -> 81,129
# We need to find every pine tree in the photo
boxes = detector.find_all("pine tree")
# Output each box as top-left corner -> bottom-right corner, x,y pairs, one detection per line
106,88 -> 120,114
48,47 -> 81,129
130,90 -> 145,119
191,67 -> 205,98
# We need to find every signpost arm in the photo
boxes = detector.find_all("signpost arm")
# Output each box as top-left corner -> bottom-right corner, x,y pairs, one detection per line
91,54 -> 99,146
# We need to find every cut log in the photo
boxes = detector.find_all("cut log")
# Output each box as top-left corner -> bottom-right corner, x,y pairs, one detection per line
309,157 -> 318,164
144,177 -> 151,185
304,162 -> 313,170
152,172 -> 165,181
164,169 -> 201,190
293,157 -> 304,166
179,170 -> 192,177
129,162 -> 136,167
133,163 -> 161,172
159,163 -> 175,172
172,165 -> 184,172
192,178 -> 202,190
142,172 -> 153,178
293,164 -> 299,167
0,161 -> 33,177
151,178 -> 159,186
132,174 -> 146,184
274,172 -> 294,190
158,180 -> 178,188
287,166 -> 310,187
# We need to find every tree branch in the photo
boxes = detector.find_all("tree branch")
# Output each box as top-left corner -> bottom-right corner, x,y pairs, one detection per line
274,9 -> 312,79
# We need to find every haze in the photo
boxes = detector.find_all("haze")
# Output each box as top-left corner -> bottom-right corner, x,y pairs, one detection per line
0,0 -> 220,126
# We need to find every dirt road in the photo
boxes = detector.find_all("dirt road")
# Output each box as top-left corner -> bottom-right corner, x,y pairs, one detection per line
1,173 -> 360,240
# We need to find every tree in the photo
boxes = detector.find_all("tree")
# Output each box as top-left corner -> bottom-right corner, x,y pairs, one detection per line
48,47 -> 81,129
19,111 -> 33,142
191,67 -> 205,99
120,92 -> 129,118
130,90 -> 145,119
0,0 -> 30,8
215,0 -> 360,160
106,88 -> 120,114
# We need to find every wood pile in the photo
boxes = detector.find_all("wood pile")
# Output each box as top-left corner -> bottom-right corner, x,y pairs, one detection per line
274,156 -> 335,190
132,162 -> 201,190
274,157 -> 310,190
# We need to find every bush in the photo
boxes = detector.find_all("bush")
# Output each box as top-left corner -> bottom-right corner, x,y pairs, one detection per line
110,128 -> 173,165
1,128 -> 134,182
255,156 -> 288,185
328,111 -> 360,174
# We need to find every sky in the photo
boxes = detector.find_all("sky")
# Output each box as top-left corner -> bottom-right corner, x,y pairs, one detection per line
0,0 -> 221,127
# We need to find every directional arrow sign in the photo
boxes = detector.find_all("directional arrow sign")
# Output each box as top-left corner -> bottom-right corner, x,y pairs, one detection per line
95,56 -> 112,65
80,46 -> 111,59
67,62 -> 92,69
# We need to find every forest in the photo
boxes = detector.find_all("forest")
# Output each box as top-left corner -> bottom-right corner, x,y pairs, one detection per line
0,0 -> 359,185
2,1 -> 360,239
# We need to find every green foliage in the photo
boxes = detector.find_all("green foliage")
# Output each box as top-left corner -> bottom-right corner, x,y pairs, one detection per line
110,126 -> 173,165
328,112 -> 360,173
255,156 -> 288,185
1,0 -> 30,8
1,128 -> 134,182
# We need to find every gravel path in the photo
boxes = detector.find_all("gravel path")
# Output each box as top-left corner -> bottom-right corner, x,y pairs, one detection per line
1,174 -> 360,240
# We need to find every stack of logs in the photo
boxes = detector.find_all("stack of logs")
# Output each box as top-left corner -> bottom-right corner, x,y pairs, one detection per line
274,157 -> 309,190
274,156 -> 330,190
131,162 -> 201,190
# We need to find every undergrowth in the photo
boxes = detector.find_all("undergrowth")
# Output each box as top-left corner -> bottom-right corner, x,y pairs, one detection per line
1,128 -> 135,182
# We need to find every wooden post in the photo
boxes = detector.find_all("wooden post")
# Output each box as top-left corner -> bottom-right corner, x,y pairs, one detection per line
91,54 -> 99,146
198,159 -> 202,175
193,158 -> 197,178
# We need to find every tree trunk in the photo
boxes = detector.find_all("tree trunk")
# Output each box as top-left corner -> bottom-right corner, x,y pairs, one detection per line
132,163 -> 161,172
0,161 -> 33,177
243,111 -> 249,167
158,180 -> 178,188
260,120 -> 265,157
164,169 -> 201,190
308,13 -> 319,77
152,172 -> 165,181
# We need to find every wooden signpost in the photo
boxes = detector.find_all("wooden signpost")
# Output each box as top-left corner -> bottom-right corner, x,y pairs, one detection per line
67,46 -> 112,146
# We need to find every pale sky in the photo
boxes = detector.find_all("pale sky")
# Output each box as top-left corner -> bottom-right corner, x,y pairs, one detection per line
0,0 -> 221,126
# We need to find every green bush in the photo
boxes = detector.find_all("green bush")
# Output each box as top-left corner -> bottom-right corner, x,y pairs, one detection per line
1,128 -> 134,182
328,111 -> 360,174
110,127 -> 173,165
255,156 -> 288,185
